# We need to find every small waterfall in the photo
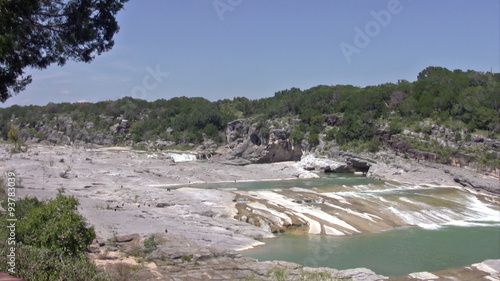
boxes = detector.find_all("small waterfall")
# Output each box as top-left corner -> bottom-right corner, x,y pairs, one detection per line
365,187 -> 500,230
165,153 -> 197,163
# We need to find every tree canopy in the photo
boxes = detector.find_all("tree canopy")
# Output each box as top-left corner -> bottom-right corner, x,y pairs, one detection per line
0,0 -> 128,102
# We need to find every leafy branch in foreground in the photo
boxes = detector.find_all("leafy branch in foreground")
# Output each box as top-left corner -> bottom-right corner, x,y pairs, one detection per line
0,193 -> 106,280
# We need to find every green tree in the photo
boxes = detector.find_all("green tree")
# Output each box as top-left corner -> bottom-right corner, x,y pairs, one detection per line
308,133 -> 320,146
7,126 -> 20,143
203,123 -> 219,141
291,129 -> 304,144
7,125 -> 26,153
15,194 -> 96,256
0,0 -> 129,102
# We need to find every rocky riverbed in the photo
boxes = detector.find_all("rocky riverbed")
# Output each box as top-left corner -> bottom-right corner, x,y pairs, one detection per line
0,143 -> 498,280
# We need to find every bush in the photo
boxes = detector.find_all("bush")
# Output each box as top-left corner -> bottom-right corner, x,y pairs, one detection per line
15,194 -> 96,256
0,194 -> 104,280
291,129 -> 304,144
143,235 -> 159,254
421,125 -> 433,135
325,128 -> 336,141
308,133 -> 320,147
366,137 -> 381,153
0,244 -> 109,281
388,120 -> 403,135
203,123 -> 219,141
7,126 -> 27,153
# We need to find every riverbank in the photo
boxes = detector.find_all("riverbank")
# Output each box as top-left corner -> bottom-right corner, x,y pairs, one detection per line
1,144 -> 498,280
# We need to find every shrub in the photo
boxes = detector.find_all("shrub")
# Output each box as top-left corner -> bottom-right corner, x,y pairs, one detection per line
421,125 -> 433,135
291,129 -> 304,144
308,133 -> 320,147
0,194 -> 103,280
14,194 -> 95,256
366,137 -> 381,153
203,123 -> 219,140
388,120 -> 403,135
325,128 -> 336,141
7,126 -> 27,153
0,244 -> 109,281
143,235 -> 159,254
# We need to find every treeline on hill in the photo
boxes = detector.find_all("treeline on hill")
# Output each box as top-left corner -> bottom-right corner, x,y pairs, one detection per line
1,66 -> 499,153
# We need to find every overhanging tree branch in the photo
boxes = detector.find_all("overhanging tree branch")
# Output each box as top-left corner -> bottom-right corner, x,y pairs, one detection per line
0,0 -> 129,102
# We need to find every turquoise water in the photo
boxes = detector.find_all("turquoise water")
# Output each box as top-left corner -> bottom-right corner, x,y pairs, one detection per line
192,173 -> 500,277
242,225 -> 500,277
196,173 -> 377,191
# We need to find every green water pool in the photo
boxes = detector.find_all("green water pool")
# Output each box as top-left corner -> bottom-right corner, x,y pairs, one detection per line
242,224 -> 500,277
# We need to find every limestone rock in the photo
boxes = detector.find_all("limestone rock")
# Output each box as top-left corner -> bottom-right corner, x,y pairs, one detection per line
225,119 -> 302,163
297,154 -> 350,173
408,271 -> 439,280
336,268 -> 388,281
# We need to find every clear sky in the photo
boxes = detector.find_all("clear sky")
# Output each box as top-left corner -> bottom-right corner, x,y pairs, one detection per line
2,0 -> 499,107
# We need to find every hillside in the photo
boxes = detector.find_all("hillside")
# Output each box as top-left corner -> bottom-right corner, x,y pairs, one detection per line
1,66 -> 499,176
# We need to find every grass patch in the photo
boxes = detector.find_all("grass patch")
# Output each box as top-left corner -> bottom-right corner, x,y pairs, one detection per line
181,255 -> 192,262
266,267 -> 288,281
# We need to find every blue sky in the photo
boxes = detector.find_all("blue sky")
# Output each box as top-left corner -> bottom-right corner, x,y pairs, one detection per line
3,0 -> 499,107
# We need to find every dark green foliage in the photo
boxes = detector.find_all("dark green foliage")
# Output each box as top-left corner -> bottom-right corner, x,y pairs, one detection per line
291,129 -> 304,144
325,128 -> 337,142
308,133 -> 320,146
366,137 -> 381,153
12,194 -> 95,256
0,194 -> 103,280
388,119 -> 403,135
0,0 -> 128,102
0,67 -> 498,156
335,112 -> 376,145
203,123 -> 220,141
0,244 -> 109,281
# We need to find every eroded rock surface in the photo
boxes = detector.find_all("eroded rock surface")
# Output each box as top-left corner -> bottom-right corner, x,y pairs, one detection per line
225,119 -> 302,163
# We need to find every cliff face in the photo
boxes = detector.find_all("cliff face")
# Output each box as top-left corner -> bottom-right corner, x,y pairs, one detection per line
10,108 -> 498,176
18,115 -> 130,146
226,119 -> 302,163
375,125 -> 500,177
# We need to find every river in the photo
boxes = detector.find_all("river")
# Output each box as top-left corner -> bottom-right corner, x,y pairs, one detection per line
200,174 -> 500,277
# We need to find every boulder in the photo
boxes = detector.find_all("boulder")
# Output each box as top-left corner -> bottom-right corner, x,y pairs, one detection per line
297,154 -> 350,173
340,152 -> 377,172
